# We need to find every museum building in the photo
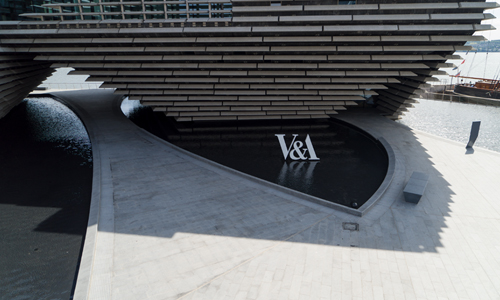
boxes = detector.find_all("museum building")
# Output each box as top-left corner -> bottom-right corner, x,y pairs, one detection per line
0,0 -> 497,121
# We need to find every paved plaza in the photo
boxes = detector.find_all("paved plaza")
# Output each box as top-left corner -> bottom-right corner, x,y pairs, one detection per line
54,89 -> 500,300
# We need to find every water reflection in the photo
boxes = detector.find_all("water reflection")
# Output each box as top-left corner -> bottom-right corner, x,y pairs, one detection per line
0,97 -> 92,299
25,98 -> 92,166
277,161 -> 320,194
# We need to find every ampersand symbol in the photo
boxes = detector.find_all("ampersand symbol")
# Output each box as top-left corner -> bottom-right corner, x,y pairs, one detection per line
289,141 -> 308,160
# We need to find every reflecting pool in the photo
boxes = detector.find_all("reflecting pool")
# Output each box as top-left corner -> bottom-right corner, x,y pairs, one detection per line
0,98 -> 92,300
123,101 -> 388,208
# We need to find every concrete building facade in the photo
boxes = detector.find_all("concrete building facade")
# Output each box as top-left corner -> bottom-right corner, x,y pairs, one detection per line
0,0 -> 498,121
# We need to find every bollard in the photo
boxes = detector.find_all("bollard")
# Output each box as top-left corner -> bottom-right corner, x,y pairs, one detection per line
466,121 -> 481,149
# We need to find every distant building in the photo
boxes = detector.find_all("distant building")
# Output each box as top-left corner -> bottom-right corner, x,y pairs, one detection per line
0,0 -> 497,120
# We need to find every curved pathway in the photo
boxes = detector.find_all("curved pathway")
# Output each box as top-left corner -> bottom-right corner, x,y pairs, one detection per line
54,89 -> 500,300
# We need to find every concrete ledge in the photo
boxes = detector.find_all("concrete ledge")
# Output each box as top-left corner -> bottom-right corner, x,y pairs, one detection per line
358,137 -> 395,214
379,3 -> 458,9
50,95 -> 102,300
48,91 -> 123,300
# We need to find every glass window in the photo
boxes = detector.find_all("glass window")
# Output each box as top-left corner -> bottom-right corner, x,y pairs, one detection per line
123,5 -> 142,12
44,15 -> 61,20
146,13 -> 165,19
339,0 -> 356,4
211,12 -> 231,18
63,15 -> 79,20
125,13 -> 143,19
189,3 -> 209,11
145,4 -> 164,12
190,13 -> 209,18
211,3 -> 231,11
61,6 -> 80,13
103,5 -> 121,12
104,14 -> 122,19
84,14 -> 101,20
167,3 -> 185,11
167,13 -> 186,19
82,5 -> 100,13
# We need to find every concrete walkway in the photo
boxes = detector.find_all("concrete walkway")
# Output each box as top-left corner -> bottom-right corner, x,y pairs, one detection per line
53,89 -> 500,300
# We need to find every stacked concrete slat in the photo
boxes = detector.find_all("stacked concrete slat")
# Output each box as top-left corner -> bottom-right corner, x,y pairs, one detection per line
0,1 -> 497,121
0,49 -> 54,118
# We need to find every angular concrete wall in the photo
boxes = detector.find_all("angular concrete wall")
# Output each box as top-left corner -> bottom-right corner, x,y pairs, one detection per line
0,1 -> 496,121
0,49 -> 53,119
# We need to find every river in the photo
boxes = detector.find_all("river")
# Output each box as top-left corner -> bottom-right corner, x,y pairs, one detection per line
398,98 -> 500,153
400,52 -> 500,153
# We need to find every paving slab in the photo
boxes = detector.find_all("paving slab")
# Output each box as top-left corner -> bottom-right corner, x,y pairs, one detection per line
52,89 -> 500,300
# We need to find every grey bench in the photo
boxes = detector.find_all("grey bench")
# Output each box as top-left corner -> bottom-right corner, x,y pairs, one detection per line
403,172 -> 429,204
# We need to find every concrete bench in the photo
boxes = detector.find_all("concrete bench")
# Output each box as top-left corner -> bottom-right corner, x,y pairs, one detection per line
403,171 -> 429,204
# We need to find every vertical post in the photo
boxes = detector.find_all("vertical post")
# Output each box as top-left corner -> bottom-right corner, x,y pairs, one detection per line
466,121 -> 481,149
441,82 -> 445,100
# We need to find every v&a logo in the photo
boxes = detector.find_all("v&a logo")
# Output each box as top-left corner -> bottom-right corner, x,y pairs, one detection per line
275,134 -> 320,161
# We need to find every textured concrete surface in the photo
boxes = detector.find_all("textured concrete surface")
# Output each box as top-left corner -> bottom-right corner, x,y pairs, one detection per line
403,172 -> 429,204
54,89 -> 500,300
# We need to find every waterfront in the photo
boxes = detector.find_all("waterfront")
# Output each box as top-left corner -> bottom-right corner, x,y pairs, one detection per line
398,98 -> 500,153
402,52 -> 500,153
0,98 -> 92,300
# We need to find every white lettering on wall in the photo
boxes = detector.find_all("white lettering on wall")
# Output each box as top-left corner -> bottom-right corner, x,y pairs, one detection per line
275,134 -> 320,161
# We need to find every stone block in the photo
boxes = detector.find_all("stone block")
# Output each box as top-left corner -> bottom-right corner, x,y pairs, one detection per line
403,172 -> 429,204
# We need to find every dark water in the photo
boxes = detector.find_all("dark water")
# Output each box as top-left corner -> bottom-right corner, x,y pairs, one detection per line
0,98 -> 92,300
123,100 -> 388,208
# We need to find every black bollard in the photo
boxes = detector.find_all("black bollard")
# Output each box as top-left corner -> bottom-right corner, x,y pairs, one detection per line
466,121 -> 481,149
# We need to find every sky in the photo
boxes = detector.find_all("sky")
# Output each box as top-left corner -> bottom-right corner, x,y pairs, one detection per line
478,0 -> 500,40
